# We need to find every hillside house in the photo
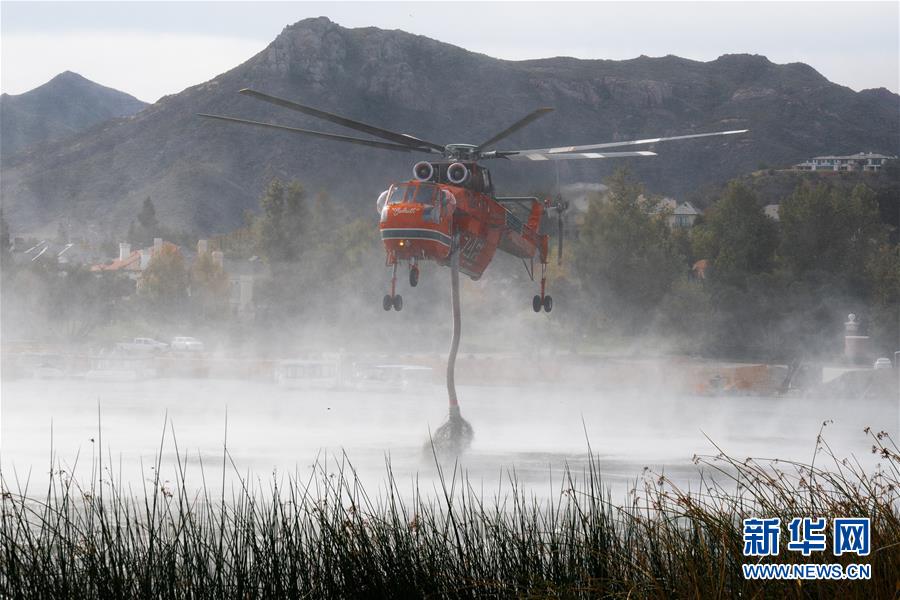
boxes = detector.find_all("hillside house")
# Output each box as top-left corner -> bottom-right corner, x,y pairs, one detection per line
652,197 -> 701,228
794,152 -> 896,172
670,201 -> 701,228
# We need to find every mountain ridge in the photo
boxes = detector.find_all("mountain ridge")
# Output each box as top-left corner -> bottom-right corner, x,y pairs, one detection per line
1,17 -> 897,238
0,71 -> 148,160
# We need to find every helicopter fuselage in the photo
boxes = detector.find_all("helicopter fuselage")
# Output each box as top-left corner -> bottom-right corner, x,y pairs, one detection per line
378,161 -> 548,280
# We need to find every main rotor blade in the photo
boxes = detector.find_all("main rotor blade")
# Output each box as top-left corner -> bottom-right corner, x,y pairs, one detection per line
505,129 -> 748,155
238,89 -> 445,153
197,114 -> 431,153
476,107 -> 554,151
504,150 -> 657,161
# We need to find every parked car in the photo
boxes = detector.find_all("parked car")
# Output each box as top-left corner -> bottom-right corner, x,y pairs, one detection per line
171,336 -> 205,352
873,357 -> 892,370
117,337 -> 169,354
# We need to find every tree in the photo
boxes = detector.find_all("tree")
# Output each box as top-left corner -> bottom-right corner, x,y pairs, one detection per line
572,169 -> 685,330
141,244 -> 187,313
778,182 -> 884,281
254,179 -> 309,264
865,243 -> 900,352
691,182 -> 777,282
130,197 -> 161,247
138,197 -> 160,233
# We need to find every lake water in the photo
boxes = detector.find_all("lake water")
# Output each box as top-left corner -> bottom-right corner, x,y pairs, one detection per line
2,378 -> 896,503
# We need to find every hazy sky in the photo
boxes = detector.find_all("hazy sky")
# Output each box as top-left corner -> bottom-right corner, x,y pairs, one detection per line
2,1 -> 898,103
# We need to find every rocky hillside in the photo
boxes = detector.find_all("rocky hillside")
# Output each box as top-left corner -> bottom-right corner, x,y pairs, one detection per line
0,71 -> 147,160
2,18 -> 897,237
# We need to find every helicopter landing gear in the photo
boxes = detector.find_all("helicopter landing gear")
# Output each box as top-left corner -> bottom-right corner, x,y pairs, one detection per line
532,294 -> 552,312
383,293 -> 403,311
531,261 -> 552,313
384,262 -> 403,311
409,261 -> 419,287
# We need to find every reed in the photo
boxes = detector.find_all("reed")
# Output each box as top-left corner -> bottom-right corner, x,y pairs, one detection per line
2,424 -> 897,599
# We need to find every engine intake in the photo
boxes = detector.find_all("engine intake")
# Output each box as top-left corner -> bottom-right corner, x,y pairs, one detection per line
447,162 -> 469,184
413,161 -> 434,182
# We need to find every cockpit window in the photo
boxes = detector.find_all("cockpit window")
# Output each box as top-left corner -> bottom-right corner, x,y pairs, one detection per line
387,183 -> 437,206
387,185 -> 407,205
414,184 -> 435,206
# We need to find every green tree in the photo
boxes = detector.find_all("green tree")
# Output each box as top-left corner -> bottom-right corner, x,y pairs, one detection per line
255,179 -> 309,263
778,182 -> 884,280
138,197 -> 160,233
573,169 -> 685,330
141,244 -> 187,312
130,197 -> 161,247
691,182 -> 777,282
865,243 -> 900,352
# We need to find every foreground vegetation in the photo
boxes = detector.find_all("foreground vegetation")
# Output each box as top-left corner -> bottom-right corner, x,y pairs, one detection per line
2,427 -> 897,598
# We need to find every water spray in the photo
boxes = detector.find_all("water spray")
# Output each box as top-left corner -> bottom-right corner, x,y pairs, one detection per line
428,237 -> 473,455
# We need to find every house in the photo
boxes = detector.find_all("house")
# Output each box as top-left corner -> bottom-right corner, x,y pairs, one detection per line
90,237 -> 179,280
559,184 -> 700,229
651,197 -> 701,228
11,238 -> 95,267
89,237 -> 265,315
670,201 -> 701,228
764,204 -> 780,221
794,152 -> 896,173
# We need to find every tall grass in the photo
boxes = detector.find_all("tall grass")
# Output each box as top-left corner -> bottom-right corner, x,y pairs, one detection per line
2,423 -> 898,598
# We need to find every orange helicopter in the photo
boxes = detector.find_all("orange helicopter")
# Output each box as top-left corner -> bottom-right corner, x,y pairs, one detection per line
200,90 -> 746,312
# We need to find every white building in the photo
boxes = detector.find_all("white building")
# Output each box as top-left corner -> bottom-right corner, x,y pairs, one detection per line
794,152 -> 896,173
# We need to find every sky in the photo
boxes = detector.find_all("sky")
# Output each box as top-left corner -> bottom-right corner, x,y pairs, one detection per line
1,1 -> 898,103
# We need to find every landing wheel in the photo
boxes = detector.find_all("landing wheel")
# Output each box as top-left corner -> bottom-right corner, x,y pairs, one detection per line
383,294 -> 393,311
532,295 -> 542,313
409,266 -> 419,287
543,295 -> 553,313
392,294 -> 403,311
